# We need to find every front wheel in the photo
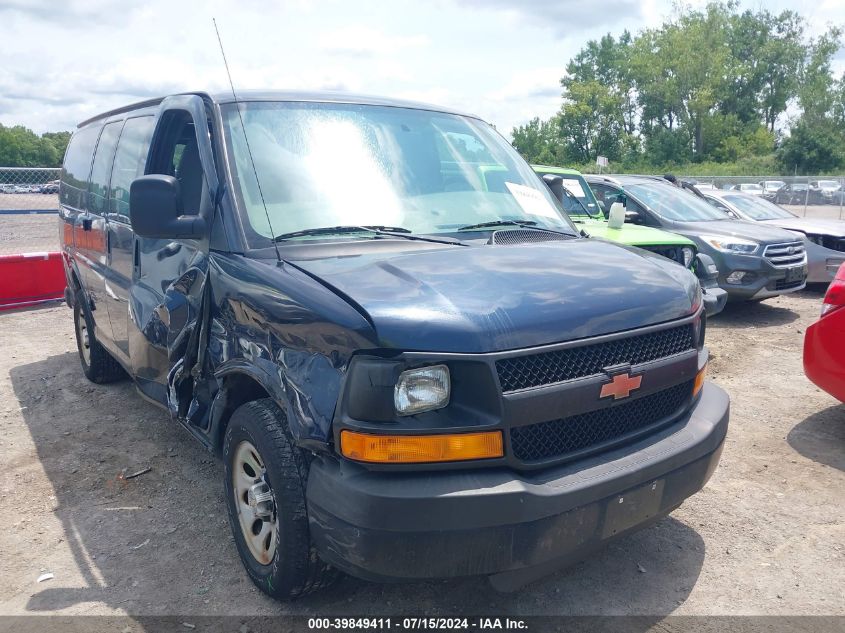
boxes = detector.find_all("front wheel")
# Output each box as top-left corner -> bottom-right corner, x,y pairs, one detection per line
223,398 -> 337,600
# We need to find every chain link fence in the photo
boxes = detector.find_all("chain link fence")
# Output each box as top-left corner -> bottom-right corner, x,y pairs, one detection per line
679,175 -> 845,219
0,167 -> 61,255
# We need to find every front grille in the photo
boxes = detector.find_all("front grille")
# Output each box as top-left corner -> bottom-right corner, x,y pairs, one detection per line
510,380 -> 693,464
775,279 -> 804,291
640,245 -> 686,266
764,241 -> 806,267
490,229 -> 569,245
496,324 -> 695,392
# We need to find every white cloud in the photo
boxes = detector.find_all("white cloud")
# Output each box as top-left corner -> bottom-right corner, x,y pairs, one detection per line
318,25 -> 429,57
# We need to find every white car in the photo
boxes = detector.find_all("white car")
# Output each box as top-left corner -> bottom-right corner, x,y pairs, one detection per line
732,183 -> 765,196
759,180 -> 785,199
813,180 -> 841,203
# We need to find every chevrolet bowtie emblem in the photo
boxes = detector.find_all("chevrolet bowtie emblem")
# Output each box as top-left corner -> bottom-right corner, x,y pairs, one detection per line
600,372 -> 642,400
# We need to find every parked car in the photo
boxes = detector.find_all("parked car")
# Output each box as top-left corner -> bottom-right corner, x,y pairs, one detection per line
585,174 -> 808,301
702,190 -> 845,283
691,182 -> 716,191
759,180 -> 785,201
40,180 -> 60,194
533,165 -> 727,316
812,180 -> 841,204
731,183 -> 764,196
0,184 -> 15,193
804,263 -> 845,401
775,182 -> 823,205
60,90 -> 728,599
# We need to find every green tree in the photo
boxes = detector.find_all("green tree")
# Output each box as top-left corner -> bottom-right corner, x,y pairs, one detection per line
510,116 -> 564,165
777,118 -> 845,173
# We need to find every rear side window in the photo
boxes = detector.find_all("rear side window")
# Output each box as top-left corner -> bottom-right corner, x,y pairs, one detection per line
88,121 -> 124,215
108,116 -> 155,219
60,125 -> 101,209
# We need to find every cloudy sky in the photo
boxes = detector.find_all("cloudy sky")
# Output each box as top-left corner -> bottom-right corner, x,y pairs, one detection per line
1,0 -> 843,136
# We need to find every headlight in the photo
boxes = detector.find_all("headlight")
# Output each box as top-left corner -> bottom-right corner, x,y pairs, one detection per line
394,365 -> 450,415
682,247 -> 694,268
700,235 -> 759,254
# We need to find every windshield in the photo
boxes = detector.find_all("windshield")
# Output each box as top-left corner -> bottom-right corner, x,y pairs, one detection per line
723,194 -> 795,220
740,184 -> 763,191
763,181 -> 784,190
625,182 -> 728,222
818,180 -> 839,188
221,102 -> 575,244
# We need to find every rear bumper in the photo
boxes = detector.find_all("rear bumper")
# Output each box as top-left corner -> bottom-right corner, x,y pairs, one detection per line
307,382 -> 729,583
804,311 -> 845,402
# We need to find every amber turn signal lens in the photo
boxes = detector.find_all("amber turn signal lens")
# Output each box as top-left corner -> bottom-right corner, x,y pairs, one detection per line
693,364 -> 707,397
340,430 -> 504,464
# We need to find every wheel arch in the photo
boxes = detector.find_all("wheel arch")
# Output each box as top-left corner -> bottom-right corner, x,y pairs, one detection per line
208,362 -> 290,454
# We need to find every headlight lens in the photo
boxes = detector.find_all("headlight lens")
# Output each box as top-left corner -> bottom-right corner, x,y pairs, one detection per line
682,247 -> 694,268
394,365 -> 450,416
700,235 -> 759,254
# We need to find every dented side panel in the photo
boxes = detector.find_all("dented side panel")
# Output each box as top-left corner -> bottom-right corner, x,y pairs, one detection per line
205,253 -> 377,445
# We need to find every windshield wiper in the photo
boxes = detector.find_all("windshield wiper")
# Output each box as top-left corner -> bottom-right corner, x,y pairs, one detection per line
457,219 -> 538,231
273,224 -> 463,246
273,225 -> 409,242
457,219 -> 576,237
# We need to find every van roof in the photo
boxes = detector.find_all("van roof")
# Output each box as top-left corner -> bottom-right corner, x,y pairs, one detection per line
77,90 -> 478,128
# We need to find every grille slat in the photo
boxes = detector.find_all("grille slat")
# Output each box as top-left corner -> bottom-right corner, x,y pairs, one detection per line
496,324 -> 695,392
763,241 -> 805,268
510,380 -> 693,464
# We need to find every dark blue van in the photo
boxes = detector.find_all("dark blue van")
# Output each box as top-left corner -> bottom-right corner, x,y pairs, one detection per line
59,91 -> 729,598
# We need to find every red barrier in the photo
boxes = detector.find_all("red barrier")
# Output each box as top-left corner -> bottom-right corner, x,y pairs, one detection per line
0,252 -> 66,311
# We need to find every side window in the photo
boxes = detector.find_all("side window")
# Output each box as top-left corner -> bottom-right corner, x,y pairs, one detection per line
88,121 -> 124,215
148,111 -> 207,216
108,116 -> 155,220
590,184 -> 618,213
60,125 -> 101,209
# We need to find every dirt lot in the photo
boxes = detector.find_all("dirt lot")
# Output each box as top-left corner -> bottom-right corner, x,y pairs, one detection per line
0,289 -> 843,619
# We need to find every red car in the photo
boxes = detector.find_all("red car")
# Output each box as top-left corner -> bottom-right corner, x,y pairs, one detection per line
804,263 -> 845,401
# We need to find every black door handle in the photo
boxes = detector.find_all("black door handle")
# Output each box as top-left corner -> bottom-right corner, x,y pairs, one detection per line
81,216 -> 92,231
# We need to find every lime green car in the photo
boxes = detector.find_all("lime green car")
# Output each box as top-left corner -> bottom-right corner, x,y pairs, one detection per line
532,165 -> 727,316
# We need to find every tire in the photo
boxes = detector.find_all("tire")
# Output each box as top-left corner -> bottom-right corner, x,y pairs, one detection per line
223,398 -> 338,600
73,289 -> 125,383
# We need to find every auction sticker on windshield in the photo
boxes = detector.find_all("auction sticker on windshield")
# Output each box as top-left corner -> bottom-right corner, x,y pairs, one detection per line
505,181 -> 559,219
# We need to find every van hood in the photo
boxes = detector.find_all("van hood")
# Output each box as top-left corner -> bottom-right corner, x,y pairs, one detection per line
287,239 -> 699,353
677,219 -> 800,244
760,217 -> 845,238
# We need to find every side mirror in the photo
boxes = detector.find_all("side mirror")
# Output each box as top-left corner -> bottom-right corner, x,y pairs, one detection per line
541,174 -> 564,201
625,210 -> 642,224
129,175 -> 207,239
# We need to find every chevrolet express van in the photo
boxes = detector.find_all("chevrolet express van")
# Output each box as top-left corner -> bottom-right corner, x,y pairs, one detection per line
60,91 -> 729,598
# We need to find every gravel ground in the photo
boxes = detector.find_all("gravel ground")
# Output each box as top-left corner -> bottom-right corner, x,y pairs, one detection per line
0,289 -> 843,619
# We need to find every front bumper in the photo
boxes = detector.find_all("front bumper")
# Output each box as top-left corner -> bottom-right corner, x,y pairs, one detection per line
708,251 -> 807,300
805,241 -> 845,284
702,286 -> 728,317
307,382 -> 729,584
